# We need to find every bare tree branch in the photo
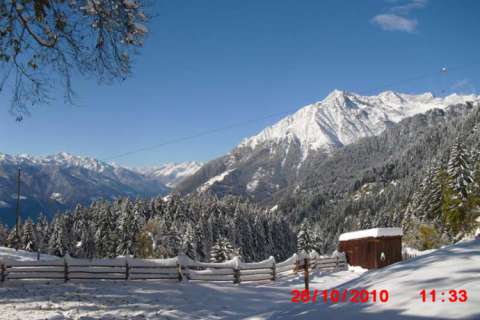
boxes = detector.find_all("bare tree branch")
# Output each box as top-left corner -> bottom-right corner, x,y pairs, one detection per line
0,0 -> 151,118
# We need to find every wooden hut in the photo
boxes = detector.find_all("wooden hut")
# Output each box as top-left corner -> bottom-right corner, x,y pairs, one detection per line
338,228 -> 403,269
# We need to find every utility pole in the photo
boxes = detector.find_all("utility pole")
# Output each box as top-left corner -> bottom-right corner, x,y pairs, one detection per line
15,168 -> 21,251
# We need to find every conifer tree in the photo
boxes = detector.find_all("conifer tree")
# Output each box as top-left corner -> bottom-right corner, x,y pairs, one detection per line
35,213 -> 50,253
73,208 -> 96,259
424,165 -> 444,224
22,218 -> 36,252
180,225 -> 197,260
0,224 -> 8,246
48,215 -> 71,257
443,140 -> 475,237
6,228 -> 21,249
117,200 -> 145,256
297,219 -> 316,254
210,237 -> 235,263
447,139 -> 473,201
95,205 -> 118,258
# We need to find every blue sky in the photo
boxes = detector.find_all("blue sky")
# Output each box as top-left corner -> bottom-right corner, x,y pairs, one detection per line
1,0 -> 479,167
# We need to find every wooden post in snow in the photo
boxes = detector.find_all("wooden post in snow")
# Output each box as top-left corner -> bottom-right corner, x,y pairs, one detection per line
271,261 -> 276,281
125,260 -> 130,280
304,258 -> 309,291
233,267 -> 240,284
64,259 -> 69,283
1,264 -> 5,282
176,262 -> 182,282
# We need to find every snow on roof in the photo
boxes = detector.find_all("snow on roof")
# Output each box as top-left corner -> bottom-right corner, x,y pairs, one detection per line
339,227 -> 403,241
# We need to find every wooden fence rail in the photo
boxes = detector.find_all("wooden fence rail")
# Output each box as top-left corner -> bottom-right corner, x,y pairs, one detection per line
0,253 -> 347,284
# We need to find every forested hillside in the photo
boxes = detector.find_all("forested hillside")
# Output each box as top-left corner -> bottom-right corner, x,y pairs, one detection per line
0,194 -> 295,262
274,102 -> 480,251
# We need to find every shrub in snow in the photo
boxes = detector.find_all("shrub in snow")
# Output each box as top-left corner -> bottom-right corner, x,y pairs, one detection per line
210,237 -> 237,263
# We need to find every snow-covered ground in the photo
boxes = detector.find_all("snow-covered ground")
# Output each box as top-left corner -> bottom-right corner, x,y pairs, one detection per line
0,240 -> 478,319
0,246 -> 59,262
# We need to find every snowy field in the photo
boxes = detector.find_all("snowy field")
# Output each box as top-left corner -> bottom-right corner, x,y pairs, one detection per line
0,246 -> 59,262
0,240 -> 479,320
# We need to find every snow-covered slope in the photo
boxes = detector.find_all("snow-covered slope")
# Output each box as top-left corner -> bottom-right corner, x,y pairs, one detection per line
137,162 -> 203,187
0,246 -> 58,262
177,91 -> 479,200
0,241 -> 478,319
279,240 -> 480,319
239,90 -> 479,156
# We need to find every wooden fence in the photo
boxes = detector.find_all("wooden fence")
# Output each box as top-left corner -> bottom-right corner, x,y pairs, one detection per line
0,252 -> 347,284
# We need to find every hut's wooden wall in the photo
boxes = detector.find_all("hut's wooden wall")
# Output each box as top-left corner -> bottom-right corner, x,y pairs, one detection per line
338,236 -> 402,269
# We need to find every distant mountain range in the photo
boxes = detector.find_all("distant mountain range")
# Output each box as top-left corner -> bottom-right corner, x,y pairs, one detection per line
135,162 -> 203,188
0,153 -> 201,225
176,90 -> 479,202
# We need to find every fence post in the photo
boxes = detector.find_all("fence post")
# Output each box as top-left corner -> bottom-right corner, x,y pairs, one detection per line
125,260 -> 130,280
304,258 -> 309,291
176,262 -> 183,282
233,267 -> 240,284
271,261 -> 276,281
64,259 -> 69,283
1,264 -> 5,282
335,255 -> 339,270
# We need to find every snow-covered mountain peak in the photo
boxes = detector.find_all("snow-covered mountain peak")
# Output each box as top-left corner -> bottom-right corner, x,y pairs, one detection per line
0,151 -> 116,174
324,89 -> 347,100
137,161 -> 203,187
42,152 -> 108,172
238,90 -> 480,156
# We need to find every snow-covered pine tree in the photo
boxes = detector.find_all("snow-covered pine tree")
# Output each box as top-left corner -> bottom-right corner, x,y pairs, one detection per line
423,165 -> 445,225
0,224 -> 8,246
296,219 -> 316,254
6,226 -> 21,249
209,237 -> 235,263
443,140 -> 475,236
34,213 -> 50,253
193,223 -> 207,261
95,204 -> 118,258
48,215 -> 71,257
116,200 -> 145,256
22,218 -> 36,252
447,139 -> 473,201
403,162 -> 448,248
72,207 -> 96,259
180,224 -> 197,259
470,156 -> 480,206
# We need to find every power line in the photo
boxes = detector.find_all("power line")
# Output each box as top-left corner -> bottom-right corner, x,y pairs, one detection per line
102,62 -> 480,162
101,109 -> 297,161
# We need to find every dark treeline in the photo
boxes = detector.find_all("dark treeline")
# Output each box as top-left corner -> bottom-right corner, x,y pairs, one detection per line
0,193 -> 297,262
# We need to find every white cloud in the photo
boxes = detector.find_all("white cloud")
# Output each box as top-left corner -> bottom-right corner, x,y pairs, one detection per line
371,14 -> 418,33
390,0 -> 427,14
371,0 -> 427,33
